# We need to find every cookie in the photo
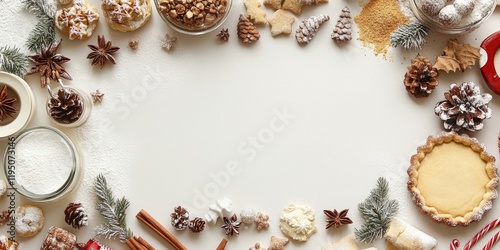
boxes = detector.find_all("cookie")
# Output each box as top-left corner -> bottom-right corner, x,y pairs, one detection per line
40,227 -> 77,250
0,180 -> 7,198
0,235 -> 18,250
101,0 -> 153,32
279,203 -> 317,241
15,205 -> 44,238
55,0 -> 100,40
263,0 -> 283,10
268,9 -> 295,36
282,0 -> 303,15
244,0 -> 267,25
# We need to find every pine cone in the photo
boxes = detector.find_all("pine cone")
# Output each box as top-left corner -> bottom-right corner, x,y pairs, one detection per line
48,88 -> 84,124
331,7 -> 352,43
404,55 -> 439,98
171,206 -> 190,230
295,14 -> 329,44
64,203 -> 89,229
435,81 -> 492,132
237,14 -> 260,44
189,217 -> 206,233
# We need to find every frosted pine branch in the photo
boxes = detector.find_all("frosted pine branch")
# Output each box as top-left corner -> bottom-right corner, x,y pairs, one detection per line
22,0 -> 56,52
355,177 -> 399,243
94,174 -> 133,243
0,46 -> 28,77
390,21 -> 429,50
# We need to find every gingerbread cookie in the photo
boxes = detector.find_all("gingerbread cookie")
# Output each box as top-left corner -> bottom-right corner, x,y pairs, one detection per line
101,0 -> 153,32
15,205 -> 44,238
55,0 -> 100,40
40,226 -> 77,250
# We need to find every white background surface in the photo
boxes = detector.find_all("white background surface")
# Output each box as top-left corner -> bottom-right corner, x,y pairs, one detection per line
2,0 -> 500,249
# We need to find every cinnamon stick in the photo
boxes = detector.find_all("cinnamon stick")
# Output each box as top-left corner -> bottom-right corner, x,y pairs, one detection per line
131,237 -> 147,250
216,239 -> 228,250
126,239 -> 138,250
135,236 -> 156,250
136,209 -> 187,250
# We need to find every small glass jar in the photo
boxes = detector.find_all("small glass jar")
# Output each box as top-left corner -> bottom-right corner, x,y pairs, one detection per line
154,0 -> 232,35
4,126 -> 83,202
46,85 -> 92,128
409,0 -> 496,34
0,72 -> 35,140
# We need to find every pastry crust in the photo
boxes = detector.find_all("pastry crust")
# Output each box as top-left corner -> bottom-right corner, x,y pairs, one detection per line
101,0 -> 152,32
55,0 -> 100,40
408,132 -> 498,226
15,205 -> 44,237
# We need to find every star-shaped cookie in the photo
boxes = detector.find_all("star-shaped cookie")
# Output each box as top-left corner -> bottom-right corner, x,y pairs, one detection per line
268,10 -> 295,36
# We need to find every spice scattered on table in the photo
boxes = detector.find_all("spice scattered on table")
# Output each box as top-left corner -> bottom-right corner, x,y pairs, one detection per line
87,35 -> 120,69
324,209 -> 353,229
27,39 -> 72,88
221,214 -> 242,235
354,0 -> 408,56
91,89 -> 104,103
128,39 -> 139,50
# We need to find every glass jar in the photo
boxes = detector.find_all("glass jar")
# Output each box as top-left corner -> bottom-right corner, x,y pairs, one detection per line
0,72 -> 35,140
154,0 -> 232,35
46,85 -> 92,128
4,126 -> 83,202
409,0 -> 496,34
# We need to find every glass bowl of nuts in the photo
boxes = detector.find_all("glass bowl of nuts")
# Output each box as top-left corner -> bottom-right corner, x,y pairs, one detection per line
409,0 -> 496,34
154,0 -> 232,35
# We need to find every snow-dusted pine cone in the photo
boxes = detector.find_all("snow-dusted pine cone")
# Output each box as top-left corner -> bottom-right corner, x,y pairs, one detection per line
295,14 -> 329,44
237,14 -> 260,44
404,55 -> 439,98
64,203 -> 89,229
434,82 -> 492,132
331,7 -> 352,43
171,206 -> 190,230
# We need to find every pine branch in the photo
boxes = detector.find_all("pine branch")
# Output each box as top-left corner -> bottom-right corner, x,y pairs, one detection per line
22,0 -> 56,52
94,174 -> 133,243
0,46 -> 29,77
354,177 -> 399,244
390,21 -> 429,50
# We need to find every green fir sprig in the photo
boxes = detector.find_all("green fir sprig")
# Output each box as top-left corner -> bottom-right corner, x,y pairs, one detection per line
94,174 -> 133,243
354,177 -> 399,244
390,21 -> 429,50
22,0 -> 56,52
0,46 -> 28,77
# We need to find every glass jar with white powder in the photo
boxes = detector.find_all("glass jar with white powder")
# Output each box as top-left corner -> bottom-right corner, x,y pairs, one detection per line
4,126 -> 82,202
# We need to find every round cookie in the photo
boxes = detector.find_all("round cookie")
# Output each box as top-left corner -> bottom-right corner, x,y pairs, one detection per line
55,0 -> 100,40
101,0 -> 153,32
0,179 -> 7,198
15,205 -> 44,238
279,203 -> 317,241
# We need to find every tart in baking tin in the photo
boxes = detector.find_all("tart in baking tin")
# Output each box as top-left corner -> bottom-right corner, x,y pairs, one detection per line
408,132 -> 499,226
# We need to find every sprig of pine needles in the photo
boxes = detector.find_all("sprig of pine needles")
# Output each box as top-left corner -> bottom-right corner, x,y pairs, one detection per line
94,174 -> 133,243
390,21 -> 429,50
22,0 -> 56,52
0,46 -> 28,77
354,177 -> 399,244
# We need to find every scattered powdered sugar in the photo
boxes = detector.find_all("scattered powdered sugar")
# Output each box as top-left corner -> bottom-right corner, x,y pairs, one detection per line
15,129 -> 74,194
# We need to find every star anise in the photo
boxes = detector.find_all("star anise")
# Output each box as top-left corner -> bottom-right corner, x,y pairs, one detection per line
324,209 -> 353,229
27,39 -> 72,88
0,85 -> 17,123
221,214 -> 241,235
87,35 -> 120,69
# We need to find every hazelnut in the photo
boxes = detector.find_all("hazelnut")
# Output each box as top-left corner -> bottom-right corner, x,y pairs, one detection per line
175,4 -> 186,14
168,9 -> 178,18
185,10 -> 194,18
191,6 -> 200,15
195,2 -> 204,9
205,13 -> 216,24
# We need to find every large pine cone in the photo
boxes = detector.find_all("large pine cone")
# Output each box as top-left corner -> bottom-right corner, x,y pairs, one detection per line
404,55 -> 439,98
171,206 -> 190,230
189,217 -> 206,233
237,14 -> 260,44
64,203 -> 89,229
434,81 -> 492,132
48,88 -> 83,124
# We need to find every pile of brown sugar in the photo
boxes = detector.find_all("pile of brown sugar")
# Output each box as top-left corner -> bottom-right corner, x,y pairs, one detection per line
354,0 -> 409,56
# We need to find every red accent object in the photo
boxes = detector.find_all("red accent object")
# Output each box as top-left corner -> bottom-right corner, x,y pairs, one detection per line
81,239 -> 112,250
450,219 -> 500,250
480,31 -> 500,95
